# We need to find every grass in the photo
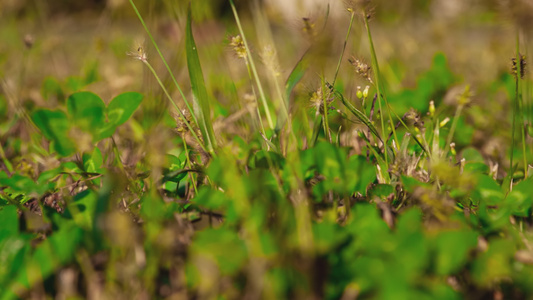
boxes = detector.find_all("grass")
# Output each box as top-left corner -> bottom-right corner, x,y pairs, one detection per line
1,1 -> 533,299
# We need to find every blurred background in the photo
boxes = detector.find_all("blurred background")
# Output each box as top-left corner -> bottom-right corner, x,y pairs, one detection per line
1,0 -> 531,98
2,1 -> 533,299
1,0 -> 532,162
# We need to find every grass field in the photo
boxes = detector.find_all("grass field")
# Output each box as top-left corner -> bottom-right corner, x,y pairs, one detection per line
1,0 -> 533,299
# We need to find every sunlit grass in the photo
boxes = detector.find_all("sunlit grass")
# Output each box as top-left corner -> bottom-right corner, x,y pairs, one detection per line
0,1 -> 533,299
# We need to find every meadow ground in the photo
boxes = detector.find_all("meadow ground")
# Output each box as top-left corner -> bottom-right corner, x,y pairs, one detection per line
1,0 -> 533,299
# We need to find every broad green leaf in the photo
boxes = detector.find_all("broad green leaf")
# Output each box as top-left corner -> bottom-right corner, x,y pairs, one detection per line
0,206 -> 18,239
41,76 -> 64,103
473,175 -> 504,206
185,4 -> 216,153
191,228 -> 247,275
66,91 -> 106,136
348,155 -> 377,195
0,174 -> 52,196
99,92 -> 142,140
249,150 -> 285,169
64,189 -> 98,230
106,92 -> 143,126
313,221 -> 347,254
472,239 -> 515,286
368,184 -> 394,199
31,109 -> 75,156
13,224 -> 83,293
434,230 -> 478,275
82,147 -> 103,174
401,175 -> 430,193
507,177 -> 533,217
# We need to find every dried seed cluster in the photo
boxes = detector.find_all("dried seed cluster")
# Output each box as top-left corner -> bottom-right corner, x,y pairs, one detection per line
512,53 -> 527,79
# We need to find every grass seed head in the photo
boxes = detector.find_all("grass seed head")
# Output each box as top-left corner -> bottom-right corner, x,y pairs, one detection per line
309,86 -> 334,114
173,109 -> 193,134
512,53 -> 527,79
302,17 -> 316,40
230,35 -> 247,60
345,0 -> 372,14
261,45 -> 281,77
127,44 -> 147,62
349,57 -> 373,83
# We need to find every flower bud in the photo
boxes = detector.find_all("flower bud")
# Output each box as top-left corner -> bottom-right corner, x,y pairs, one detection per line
429,100 -> 435,117
440,117 -> 450,128
356,86 -> 363,99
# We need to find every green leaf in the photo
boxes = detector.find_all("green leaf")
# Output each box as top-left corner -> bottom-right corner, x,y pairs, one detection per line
0,206 -> 18,239
0,174 -> 51,196
12,224 -> 83,293
97,92 -> 142,140
368,184 -> 394,199
276,51 -> 309,130
82,147 -> 103,174
41,76 -> 64,103
64,189 -> 98,231
401,175 -> 430,193
67,91 -> 106,136
472,239 -> 515,285
31,109 -> 75,156
348,155 -> 377,195
434,230 -> 478,275
106,92 -> 143,126
191,228 -> 247,275
507,177 -> 533,217
473,175 -> 504,206
185,4 -> 216,153
249,150 -> 285,169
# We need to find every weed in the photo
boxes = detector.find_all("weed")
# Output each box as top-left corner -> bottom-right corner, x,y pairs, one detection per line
1,1 -> 533,299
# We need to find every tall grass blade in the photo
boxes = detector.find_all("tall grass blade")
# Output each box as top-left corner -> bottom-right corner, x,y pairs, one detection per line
185,4 -> 217,154
276,52 -> 308,132
229,0 -> 274,130
335,90 -> 383,145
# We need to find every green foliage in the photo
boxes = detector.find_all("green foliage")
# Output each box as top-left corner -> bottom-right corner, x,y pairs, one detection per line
31,91 -> 142,156
185,5 -> 217,153
2,1 -> 533,299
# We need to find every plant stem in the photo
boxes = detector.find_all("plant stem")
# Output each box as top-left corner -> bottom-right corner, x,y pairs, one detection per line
332,11 -> 355,87
182,136 -> 198,197
444,103 -> 465,158
229,0 -> 274,130
143,61 -> 208,154
363,13 -> 390,168
128,0 -> 200,132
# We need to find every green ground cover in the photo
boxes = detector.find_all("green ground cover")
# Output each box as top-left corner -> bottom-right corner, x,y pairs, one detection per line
1,0 -> 533,298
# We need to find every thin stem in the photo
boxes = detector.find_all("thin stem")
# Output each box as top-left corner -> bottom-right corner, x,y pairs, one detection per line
244,60 -> 267,135
443,104 -> 465,158
229,0 -> 274,129
0,143 -> 13,173
321,78 -> 332,142
510,32 -> 520,180
181,136 -> 198,197
332,11 -> 355,87
363,14 -> 389,168
128,0 -> 200,131
143,61 -> 208,154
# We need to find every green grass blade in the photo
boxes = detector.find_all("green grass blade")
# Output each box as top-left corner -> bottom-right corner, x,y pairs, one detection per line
275,53 -> 309,133
285,52 -> 308,103
185,4 -> 217,154
335,91 -> 382,144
